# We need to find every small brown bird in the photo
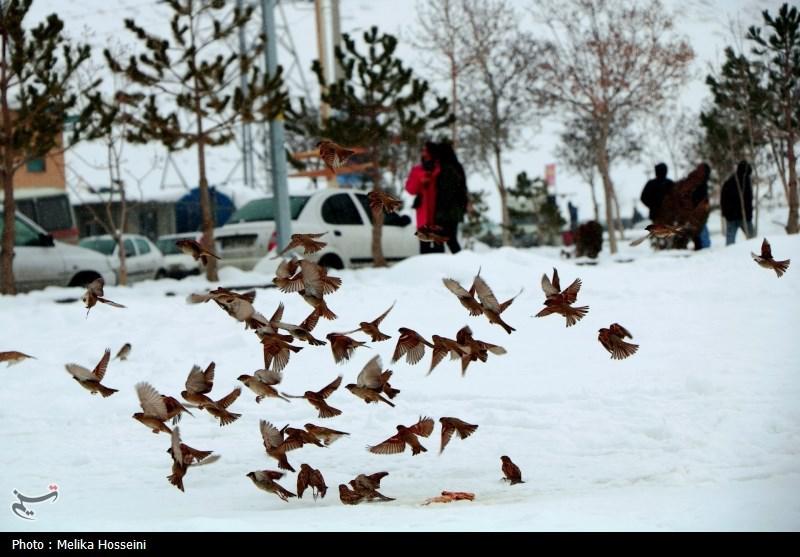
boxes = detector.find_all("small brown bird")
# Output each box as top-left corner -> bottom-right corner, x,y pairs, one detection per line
187,288 -> 261,327
318,140 -> 356,174
161,394 -> 194,425
166,427 -> 216,493
368,189 -> 403,214
175,238 -> 220,265
428,335 -> 468,375
260,332 -> 303,372
113,343 -> 131,361
297,260 -> 338,320
247,470 -> 296,502
274,309 -> 326,345
349,473 -> 394,502
0,351 -> 35,367
260,420 -> 303,472
283,376 -> 343,419
338,484 -> 365,505
65,349 -> 117,397
281,425 -> 324,448
181,362 -> 216,407
133,382 -> 173,434
455,326 -> 506,376
439,417 -> 479,454
203,387 -> 242,427
341,302 -> 395,342
630,223 -> 688,247
442,277 -> 483,317
368,416 -> 435,456
752,238 -> 790,277
327,332 -> 369,364
82,277 -> 126,315
392,327 -> 435,365
415,225 -> 449,244
535,270 -> 589,327
238,369 -> 291,403
304,423 -> 350,446
273,232 -> 328,259
273,256 -> 303,291
501,455 -> 524,485
472,274 -> 521,334
297,464 -> 328,500
598,323 -> 639,360
345,356 -> 397,407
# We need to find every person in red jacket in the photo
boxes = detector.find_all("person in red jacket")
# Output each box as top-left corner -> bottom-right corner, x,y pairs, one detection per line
405,142 -> 440,254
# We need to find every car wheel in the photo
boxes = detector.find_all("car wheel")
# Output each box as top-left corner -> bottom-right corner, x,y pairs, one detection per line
68,271 -> 101,287
318,254 -> 344,270
155,269 -> 167,280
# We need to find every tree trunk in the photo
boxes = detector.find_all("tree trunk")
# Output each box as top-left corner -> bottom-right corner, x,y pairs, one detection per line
786,133 -> 798,234
193,94 -> 218,281
611,186 -> 624,241
0,27 -> 16,295
589,178 -> 600,222
450,58 -> 458,145
493,146 -> 511,246
596,144 -> 618,254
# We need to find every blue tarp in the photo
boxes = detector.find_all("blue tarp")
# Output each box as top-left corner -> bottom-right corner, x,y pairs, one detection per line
174,187 -> 235,233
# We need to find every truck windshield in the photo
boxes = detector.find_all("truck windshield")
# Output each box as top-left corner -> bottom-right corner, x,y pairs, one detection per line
227,196 -> 310,223
79,237 -> 117,255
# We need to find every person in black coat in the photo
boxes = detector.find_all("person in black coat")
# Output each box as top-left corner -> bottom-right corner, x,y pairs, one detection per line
430,141 -> 468,254
640,163 -> 674,223
720,160 -> 754,245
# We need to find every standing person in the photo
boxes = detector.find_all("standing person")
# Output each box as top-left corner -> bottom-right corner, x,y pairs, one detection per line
405,142 -> 440,254
432,141 -> 468,254
689,162 -> 712,250
720,160 -> 754,246
640,163 -> 674,224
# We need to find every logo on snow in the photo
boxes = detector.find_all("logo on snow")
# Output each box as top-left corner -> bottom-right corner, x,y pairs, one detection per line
10,484 -> 59,520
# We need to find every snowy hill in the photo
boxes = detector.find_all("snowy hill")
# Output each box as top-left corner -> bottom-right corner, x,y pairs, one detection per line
2,232 -> 798,531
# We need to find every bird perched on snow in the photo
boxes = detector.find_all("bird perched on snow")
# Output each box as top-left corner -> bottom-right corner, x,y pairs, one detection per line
238,369 -> 290,403
273,232 -> 328,259
317,140 -> 356,174
472,274 -> 521,334
133,382 -> 174,434
246,470 -> 296,502
500,455 -> 524,485
340,301 -> 395,342
439,417 -> 478,454
415,225 -> 449,244
303,423 -> 349,446
82,277 -> 125,315
175,238 -> 220,265
535,268 -> 589,327
297,464 -> 328,500
326,332 -> 368,364
368,416 -> 435,456
368,189 -> 402,214
338,484 -> 365,505
392,327 -> 434,365
283,376 -> 343,419
113,343 -> 131,361
442,276 -> 483,317
345,355 -> 398,407
349,472 -> 394,502
260,420 -> 303,472
0,351 -> 36,367
629,223 -> 688,247
598,323 -> 639,360
752,238 -> 790,278
65,348 -> 117,397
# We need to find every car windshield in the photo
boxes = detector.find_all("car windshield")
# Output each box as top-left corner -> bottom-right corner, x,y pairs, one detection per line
79,237 -> 117,255
227,196 -> 310,223
157,238 -> 182,255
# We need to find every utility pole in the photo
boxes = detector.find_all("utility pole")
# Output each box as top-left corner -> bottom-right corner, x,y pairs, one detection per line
260,0 -> 291,251
237,0 -> 255,190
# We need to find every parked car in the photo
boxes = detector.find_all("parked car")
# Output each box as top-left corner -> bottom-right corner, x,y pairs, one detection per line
214,189 -> 418,271
156,232 -> 202,279
0,210 -> 116,292
79,234 -> 167,283
1,187 -> 79,243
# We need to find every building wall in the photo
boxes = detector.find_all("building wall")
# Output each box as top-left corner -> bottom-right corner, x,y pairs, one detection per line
2,110 -> 66,190
75,201 -> 177,240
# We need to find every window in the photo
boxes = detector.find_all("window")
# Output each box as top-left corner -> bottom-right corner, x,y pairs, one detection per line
35,196 -> 73,231
14,217 -> 41,247
156,238 -> 180,255
79,237 -> 116,255
135,238 -> 151,255
123,239 -> 136,258
228,196 -> 310,224
322,194 -> 362,225
26,158 -> 46,173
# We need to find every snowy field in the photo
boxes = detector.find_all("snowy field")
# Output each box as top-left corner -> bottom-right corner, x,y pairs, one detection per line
2,229 -> 799,531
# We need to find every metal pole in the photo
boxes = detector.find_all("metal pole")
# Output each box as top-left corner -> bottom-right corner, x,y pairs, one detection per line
261,0 -> 291,251
237,0 -> 255,189
330,0 -> 343,82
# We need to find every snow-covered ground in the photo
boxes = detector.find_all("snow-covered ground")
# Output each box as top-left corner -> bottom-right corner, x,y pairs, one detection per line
2,225 -> 799,531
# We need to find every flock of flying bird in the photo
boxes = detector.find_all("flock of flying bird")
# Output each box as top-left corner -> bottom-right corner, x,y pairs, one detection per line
1,141 -> 792,506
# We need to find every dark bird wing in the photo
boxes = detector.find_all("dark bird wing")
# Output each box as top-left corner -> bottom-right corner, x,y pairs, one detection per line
561,278 -> 582,304
136,382 -> 169,420
215,387 -> 241,409
370,302 -> 395,327
440,420 -> 455,454
472,275 -> 501,312
409,416 -> 435,438
368,434 -> 406,455
761,238 -> 773,259
316,375 -> 343,399
91,349 -> 111,381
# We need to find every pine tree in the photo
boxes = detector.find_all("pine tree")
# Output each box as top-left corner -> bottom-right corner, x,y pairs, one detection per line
0,0 -> 105,295
461,189 -> 489,249
289,26 -> 452,267
105,0 -> 288,281
508,172 -> 565,247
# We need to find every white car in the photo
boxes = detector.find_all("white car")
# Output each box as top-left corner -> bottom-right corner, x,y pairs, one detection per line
214,189 -> 418,271
79,234 -> 167,283
0,210 -> 116,292
156,232 -> 202,279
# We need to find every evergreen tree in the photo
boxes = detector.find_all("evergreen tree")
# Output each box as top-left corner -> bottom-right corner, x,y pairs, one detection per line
461,189 -> 489,249
0,0 -> 105,295
289,26 -> 452,267
508,172 -> 565,247
105,0 -> 288,280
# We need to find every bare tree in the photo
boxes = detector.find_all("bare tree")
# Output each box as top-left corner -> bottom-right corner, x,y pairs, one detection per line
530,0 -> 694,254
458,0 -> 539,246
